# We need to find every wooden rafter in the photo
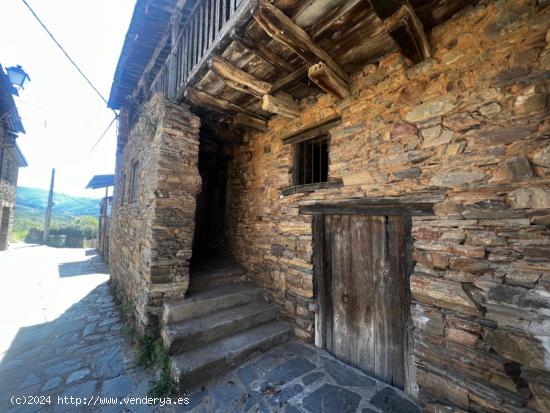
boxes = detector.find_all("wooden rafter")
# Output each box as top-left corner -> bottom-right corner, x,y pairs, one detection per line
184,87 -> 267,121
230,29 -> 295,74
253,0 -> 349,83
262,94 -> 300,119
269,67 -> 308,94
308,62 -> 350,100
232,113 -> 268,132
368,0 -> 430,63
208,55 -> 302,120
209,56 -> 272,98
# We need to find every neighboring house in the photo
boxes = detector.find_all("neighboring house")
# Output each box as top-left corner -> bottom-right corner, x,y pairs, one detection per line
86,174 -> 115,261
0,64 -> 27,251
107,1 -> 550,411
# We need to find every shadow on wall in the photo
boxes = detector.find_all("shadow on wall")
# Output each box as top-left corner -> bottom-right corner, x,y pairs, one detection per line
0,283 -> 131,411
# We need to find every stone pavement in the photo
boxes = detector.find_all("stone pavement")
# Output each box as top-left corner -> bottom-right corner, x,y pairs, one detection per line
0,244 -> 420,412
181,341 -> 420,413
0,244 -> 155,413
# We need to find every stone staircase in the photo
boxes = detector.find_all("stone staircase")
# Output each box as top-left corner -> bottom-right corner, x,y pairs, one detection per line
161,263 -> 291,390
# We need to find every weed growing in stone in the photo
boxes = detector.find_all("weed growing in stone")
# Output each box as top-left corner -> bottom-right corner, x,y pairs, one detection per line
135,335 -> 176,397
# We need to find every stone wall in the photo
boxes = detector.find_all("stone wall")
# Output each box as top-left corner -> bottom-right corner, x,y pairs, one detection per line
224,1 -> 550,411
110,94 -> 201,332
0,129 -> 19,251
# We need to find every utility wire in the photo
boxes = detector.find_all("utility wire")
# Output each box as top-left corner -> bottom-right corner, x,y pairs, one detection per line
87,115 -> 117,155
20,0 -> 116,115
58,193 -> 96,208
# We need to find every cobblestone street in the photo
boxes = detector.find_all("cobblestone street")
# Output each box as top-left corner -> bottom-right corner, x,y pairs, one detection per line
0,244 -> 419,412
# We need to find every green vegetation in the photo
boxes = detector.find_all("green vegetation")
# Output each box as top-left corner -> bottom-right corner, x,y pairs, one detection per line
50,216 -> 99,240
119,298 -> 176,398
11,186 -> 101,242
136,335 -> 176,397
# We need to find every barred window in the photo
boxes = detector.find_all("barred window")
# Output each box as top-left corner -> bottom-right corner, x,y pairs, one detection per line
294,135 -> 329,185
120,174 -> 126,206
130,162 -> 138,203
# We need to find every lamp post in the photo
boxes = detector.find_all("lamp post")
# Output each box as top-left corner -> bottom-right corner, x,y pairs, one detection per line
6,65 -> 30,95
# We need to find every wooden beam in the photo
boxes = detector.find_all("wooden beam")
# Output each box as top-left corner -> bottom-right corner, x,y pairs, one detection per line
308,62 -> 350,100
253,0 -> 348,82
282,115 -> 342,145
209,55 -> 272,98
201,120 -> 244,144
269,66 -> 308,94
299,202 -> 434,216
184,87 -> 267,120
232,113 -> 268,132
262,94 -> 300,119
369,0 -> 430,63
282,117 -> 341,145
230,29 -> 295,74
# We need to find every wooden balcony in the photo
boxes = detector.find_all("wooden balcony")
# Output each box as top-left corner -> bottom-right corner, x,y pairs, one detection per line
138,0 -> 475,137
149,0 -> 253,102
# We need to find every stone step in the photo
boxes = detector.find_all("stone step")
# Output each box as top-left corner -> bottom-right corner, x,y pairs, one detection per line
162,282 -> 263,325
189,259 -> 248,292
170,321 -> 292,390
162,301 -> 279,354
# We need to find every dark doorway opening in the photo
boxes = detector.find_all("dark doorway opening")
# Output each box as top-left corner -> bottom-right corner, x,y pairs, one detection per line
0,207 -> 11,251
191,136 -> 229,264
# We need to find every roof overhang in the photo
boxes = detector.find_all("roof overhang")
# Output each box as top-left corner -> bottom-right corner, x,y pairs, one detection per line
0,64 -> 25,134
86,174 -> 115,189
108,0 -> 178,109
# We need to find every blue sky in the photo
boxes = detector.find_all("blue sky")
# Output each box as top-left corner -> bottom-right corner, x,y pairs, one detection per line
1,0 -> 135,197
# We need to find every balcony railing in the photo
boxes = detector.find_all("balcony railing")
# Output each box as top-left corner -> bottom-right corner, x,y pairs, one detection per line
149,0 -> 249,101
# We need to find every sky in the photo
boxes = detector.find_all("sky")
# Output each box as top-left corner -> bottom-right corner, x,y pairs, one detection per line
1,0 -> 136,197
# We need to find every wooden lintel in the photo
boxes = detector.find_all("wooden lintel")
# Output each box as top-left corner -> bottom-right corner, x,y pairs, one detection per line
230,29 -> 295,74
281,114 -> 341,144
232,113 -> 268,132
299,201 -> 434,216
184,87 -> 266,120
308,62 -> 350,100
253,0 -> 348,82
269,67 -> 308,94
369,0 -> 431,63
209,55 -> 272,98
262,94 -> 300,119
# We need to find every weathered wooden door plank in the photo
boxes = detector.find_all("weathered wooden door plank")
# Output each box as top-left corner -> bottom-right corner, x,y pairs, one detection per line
369,216 -> 391,383
350,215 -> 375,373
387,215 -> 406,389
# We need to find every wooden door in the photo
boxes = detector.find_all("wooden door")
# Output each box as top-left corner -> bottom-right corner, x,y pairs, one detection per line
319,214 -> 408,388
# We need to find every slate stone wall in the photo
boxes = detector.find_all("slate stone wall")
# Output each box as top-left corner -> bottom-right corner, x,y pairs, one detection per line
110,94 -> 201,332
0,128 -> 19,251
224,1 -> 550,411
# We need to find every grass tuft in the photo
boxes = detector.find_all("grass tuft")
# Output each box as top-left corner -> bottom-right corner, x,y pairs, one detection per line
134,334 -> 176,397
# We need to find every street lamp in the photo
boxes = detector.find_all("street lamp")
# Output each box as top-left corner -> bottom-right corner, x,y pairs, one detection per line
6,65 -> 30,94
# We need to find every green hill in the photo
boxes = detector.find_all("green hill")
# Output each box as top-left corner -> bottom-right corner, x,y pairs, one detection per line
11,187 -> 101,241
16,186 -> 100,217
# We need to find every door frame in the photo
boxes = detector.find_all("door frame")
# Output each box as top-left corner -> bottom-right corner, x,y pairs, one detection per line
301,197 -> 436,395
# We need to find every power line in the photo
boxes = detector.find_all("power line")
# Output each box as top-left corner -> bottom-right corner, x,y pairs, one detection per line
87,115 -> 117,155
19,0 -> 116,115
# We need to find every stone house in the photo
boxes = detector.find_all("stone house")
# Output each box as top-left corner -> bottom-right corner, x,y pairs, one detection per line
107,0 -> 550,411
0,64 -> 27,251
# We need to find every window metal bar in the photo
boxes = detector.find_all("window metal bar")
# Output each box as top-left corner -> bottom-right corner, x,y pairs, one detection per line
310,139 -> 313,184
